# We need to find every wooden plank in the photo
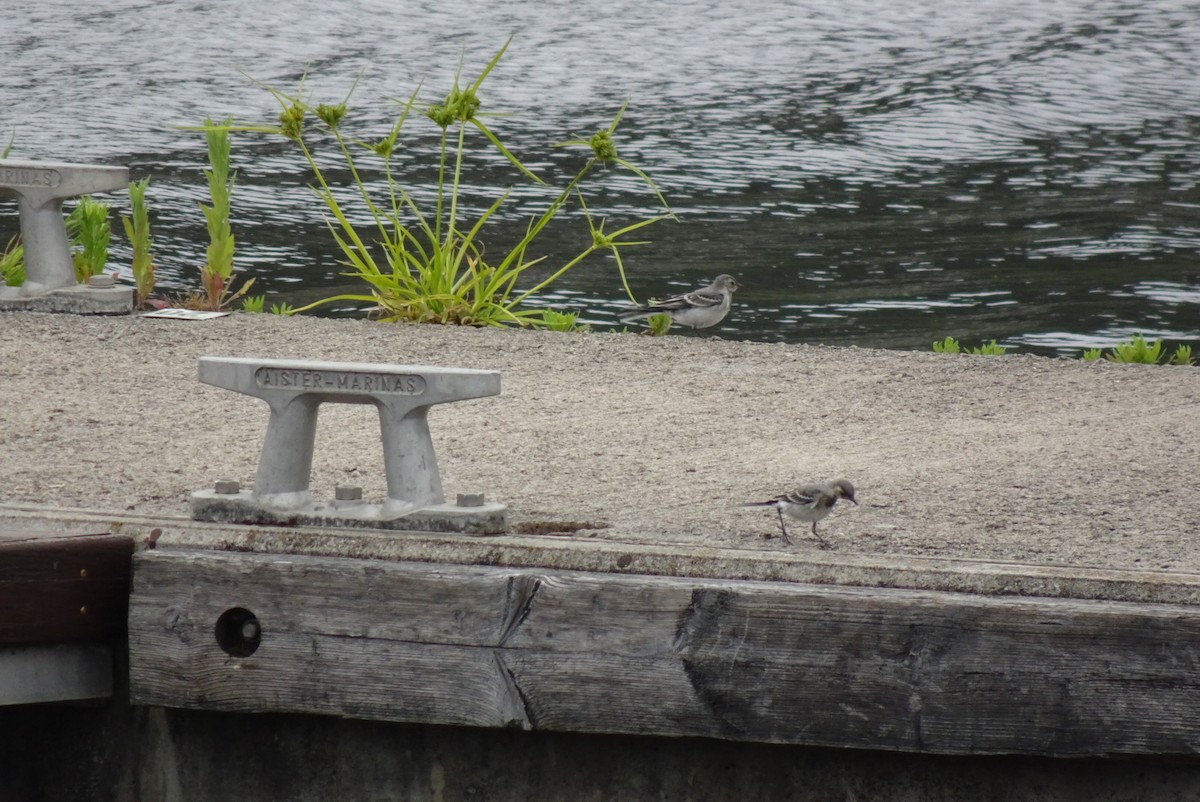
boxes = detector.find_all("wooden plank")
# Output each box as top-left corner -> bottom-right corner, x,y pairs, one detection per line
128,549 -> 1200,757
0,531 -> 133,645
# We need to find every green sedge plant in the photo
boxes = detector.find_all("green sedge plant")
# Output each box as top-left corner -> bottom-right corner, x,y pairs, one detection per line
645,312 -> 673,336
241,294 -> 265,313
932,336 -> 1007,355
1107,334 -> 1163,364
214,39 -> 670,328
932,336 -> 960,354
197,117 -> 254,311
0,235 -> 23,286
120,177 -> 156,308
539,309 -> 587,332
66,196 -> 112,282
1084,335 -> 1195,365
270,301 -> 295,316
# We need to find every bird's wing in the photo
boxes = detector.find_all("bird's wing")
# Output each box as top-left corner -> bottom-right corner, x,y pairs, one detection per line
678,286 -> 728,309
784,487 -> 824,505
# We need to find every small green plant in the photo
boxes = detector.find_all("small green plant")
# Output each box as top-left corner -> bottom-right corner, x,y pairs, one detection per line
198,117 -> 254,311
121,177 -> 155,308
66,196 -> 112,282
241,294 -> 265,313
1,130 -> 13,159
216,39 -> 669,328
1084,336 -> 1195,365
270,301 -> 295,316
1106,334 -> 1163,364
932,336 -> 960,354
932,336 -> 1006,355
538,309 -> 588,332
971,340 -> 1007,355
645,312 -> 673,337
0,235 -> 23,286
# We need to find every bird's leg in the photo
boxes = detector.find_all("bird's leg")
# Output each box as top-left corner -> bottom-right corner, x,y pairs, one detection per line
810,522 -> 831,549
776,508 -> 793,545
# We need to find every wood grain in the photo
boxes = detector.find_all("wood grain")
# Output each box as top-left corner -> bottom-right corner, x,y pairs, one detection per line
0,530 -> 133,645
128,548 -> 1200,757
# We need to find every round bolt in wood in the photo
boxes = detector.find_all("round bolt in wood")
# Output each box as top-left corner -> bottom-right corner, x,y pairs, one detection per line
214,480 -> 241,495
87,273 -> 115,288
215,607 -> 262,658
240,619 -> 261,641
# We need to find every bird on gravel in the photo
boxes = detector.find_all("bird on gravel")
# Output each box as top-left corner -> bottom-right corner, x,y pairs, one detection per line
618,274 -> 740,329
741,479 -> 858,548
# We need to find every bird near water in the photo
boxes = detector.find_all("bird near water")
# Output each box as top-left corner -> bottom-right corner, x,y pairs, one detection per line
741,479 -> 858,548
618,274 -> 740,330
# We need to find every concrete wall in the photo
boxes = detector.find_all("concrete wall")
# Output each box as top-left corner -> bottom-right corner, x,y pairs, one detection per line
6,689 -> 1200,801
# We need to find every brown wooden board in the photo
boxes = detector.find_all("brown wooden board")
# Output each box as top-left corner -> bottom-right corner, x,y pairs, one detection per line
0,530 -> 134,645
128,548 -> 1200,757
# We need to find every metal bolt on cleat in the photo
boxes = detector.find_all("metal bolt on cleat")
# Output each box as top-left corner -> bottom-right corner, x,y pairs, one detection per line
456,492 -> 485,508
335,485 -> 364,501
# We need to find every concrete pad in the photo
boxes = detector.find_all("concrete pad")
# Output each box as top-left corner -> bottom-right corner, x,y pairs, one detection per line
0,313 -> 1196,595
0,283 -> 133,315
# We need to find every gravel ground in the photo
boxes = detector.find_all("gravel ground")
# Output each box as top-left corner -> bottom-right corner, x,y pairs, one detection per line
1,312 -> 1197,573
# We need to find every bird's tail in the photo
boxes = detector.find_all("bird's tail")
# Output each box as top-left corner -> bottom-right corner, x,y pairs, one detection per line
617,309 -> 654,323
740,500 -> 775,508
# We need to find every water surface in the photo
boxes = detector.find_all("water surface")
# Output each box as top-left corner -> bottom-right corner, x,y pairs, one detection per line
2,0 -> 1199,355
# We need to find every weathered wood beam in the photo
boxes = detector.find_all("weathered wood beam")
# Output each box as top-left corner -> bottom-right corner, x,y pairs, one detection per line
128,548 -> 1200,757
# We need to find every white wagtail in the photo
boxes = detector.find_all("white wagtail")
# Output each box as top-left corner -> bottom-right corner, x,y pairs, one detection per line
741,479 -> 858,548
618,274 -> 740,329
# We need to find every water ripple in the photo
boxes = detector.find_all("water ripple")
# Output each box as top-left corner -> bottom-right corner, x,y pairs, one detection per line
2,0 -> 1199,354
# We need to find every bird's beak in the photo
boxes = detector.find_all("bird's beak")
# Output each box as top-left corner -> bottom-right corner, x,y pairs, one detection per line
848,497 -> 859,505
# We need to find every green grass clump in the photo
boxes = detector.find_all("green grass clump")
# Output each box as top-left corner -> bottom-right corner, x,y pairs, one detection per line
241,294 -> 265,313
66,196 -> 112,282
1081,335 -> 1194,365
932,337 -> 1009,355
1107,334 -> 1163,364
121,177 -> 156,308
972,340 -> 1007,355
197,118 -> 254,311
270,301 -> 295,316
932,336 -> 960,354
645,313 -> 673,337
538,309 -> 588,332
0,235 -> 23,286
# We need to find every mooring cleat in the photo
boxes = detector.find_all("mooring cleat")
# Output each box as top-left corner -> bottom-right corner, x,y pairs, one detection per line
189,356 -> 507,535
0,159 -> 132,314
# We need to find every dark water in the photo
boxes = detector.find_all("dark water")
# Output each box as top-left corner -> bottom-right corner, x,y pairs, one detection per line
3,0 -> 1200,355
